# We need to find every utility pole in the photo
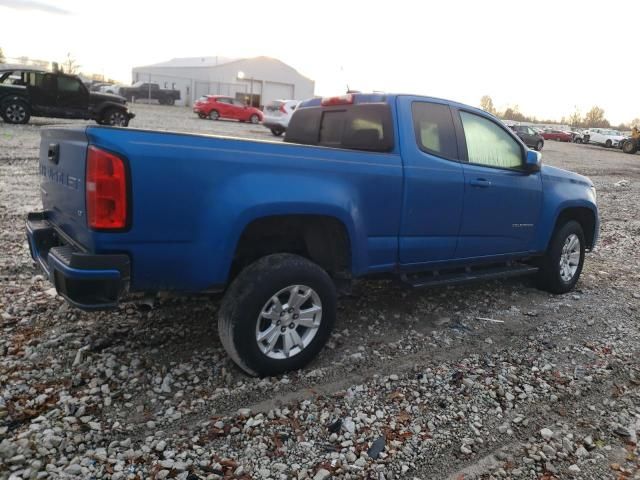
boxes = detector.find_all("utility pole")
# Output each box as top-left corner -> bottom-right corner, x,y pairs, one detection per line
148,73 -> 152,103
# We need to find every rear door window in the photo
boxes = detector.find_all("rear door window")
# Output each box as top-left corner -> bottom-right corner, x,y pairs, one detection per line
411,102 -> 459,160
286,103 -> 394,152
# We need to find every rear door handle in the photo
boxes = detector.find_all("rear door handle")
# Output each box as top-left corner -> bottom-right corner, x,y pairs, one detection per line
469,178 -> 492,188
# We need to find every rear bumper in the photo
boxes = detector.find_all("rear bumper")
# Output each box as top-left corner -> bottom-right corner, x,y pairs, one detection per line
26,212 -> 130,311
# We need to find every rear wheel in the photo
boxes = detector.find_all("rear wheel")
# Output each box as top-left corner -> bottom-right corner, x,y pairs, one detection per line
271,127 -> 284,136
250,114 -> 260,124
209,110 -> 220,120
218,254 -> 336,377
536,220 -> 585,294
197,113 -> 206,119
535,140 -> 543,151
622,139 -> 638,154
1,99 -> 31,124
605,139 -> 612,148
165,97 -> 175,106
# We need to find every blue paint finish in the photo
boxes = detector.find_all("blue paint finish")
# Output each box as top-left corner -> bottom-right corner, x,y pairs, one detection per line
84,126 -> 403,290
33,93 -> 599,301
395,96 -> 465,265
533,165 -> 599,251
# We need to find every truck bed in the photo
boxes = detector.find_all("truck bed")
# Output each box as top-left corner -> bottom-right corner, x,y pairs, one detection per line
37,126 -> 403,293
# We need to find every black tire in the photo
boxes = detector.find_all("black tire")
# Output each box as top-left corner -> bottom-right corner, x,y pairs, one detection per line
165,97 -> 175,106
574,137 -> 582,144
622,140 -> 638,154
218,253 -> 336,377
536,220 -> 585,294
271,128 -> 284,136
535,140 -> 543,151
1,99 -> 31,124
605,139 -> 612,148
583,135 -> 589,144
250,114 -> 260,124
197,113 -> 207,119
209,110 -> 219,120
100,108 -> 129,127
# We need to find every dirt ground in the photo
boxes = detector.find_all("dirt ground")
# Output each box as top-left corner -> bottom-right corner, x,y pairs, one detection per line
1,104 -> 639,480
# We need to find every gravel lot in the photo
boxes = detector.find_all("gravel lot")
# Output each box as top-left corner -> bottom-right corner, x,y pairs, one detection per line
1,104 -> 639,480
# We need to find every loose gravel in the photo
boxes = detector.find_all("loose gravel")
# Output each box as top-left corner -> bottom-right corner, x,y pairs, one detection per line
1,104 -> 639,479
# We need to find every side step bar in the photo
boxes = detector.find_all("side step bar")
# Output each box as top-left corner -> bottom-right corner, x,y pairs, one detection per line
401,264 -> 539,288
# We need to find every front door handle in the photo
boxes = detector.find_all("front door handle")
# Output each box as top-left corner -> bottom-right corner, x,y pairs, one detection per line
469,178 -> 492,188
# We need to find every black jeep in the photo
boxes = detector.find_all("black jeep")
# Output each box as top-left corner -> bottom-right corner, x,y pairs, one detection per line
0,68 -> 134,126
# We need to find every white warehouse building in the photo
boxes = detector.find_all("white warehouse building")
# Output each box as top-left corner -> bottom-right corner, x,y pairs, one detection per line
131,56 -> 315,108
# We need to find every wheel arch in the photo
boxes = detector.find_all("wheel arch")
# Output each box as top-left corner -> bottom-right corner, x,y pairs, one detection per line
94,101 -> 128,118
549,206 -> 598,251
228,213 -> 354,282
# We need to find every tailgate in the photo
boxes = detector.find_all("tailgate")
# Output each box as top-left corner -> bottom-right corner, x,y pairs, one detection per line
39,127 -> 92,249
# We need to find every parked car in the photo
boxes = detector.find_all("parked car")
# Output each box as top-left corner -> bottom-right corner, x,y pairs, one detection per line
582,128 -> 626,148
193,95 -> 263,123
262,99 -> 300,136
542,129 -> 572,142
509,125 -> 544,151
26,93 -> 598,376
118,82 -> 181,105
99,84 -> 121,95
0,68 -> 134,126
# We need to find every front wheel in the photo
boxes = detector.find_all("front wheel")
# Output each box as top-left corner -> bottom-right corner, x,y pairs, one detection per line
605,139 -> 612,148
100,108 -> 129,126
535,140 -> 543,151
271,127 -> 284,136
249,114 -> 260,124
218,254 -> 336,377
209,110 -> 220,120
536,220 -> 585,294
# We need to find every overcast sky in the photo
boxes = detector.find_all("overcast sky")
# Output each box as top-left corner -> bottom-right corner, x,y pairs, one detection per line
1,0 -> 638,124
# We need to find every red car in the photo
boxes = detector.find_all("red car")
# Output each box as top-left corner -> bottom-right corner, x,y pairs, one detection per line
542,129 -> 572,142
193,95 -> 263,123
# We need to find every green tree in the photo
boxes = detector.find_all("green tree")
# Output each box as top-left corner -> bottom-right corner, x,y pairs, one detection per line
584,106 -> 609,128
480,95 -> 496,115
0,47 -> 5,64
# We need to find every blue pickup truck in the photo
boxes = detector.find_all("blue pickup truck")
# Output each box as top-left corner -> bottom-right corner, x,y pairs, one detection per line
27,93 -> 599,376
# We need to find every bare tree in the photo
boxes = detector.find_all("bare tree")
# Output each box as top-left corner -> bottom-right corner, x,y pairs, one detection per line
0,47 -> 5,64
480,95 -> 496,115
63,52 -> 80,74
630,118 -> 640,128
568,108 -> 582,127
584,106 -> 609,128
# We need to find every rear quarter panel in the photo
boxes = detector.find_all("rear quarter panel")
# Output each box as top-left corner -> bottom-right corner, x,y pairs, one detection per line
85,127 -> 404,292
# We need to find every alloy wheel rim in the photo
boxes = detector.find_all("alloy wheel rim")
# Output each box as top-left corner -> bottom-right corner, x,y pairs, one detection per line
559,233 -> 580,282
255,285 -> 322,360
7,104 -> 25,122
109,111 -> 126,126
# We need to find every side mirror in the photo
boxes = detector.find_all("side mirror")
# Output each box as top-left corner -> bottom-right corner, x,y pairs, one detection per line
525,149 -> 542,173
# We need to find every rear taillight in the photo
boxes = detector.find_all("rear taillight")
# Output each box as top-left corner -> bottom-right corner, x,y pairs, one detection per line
279,104 -> 287,114
86,145 -> 128,230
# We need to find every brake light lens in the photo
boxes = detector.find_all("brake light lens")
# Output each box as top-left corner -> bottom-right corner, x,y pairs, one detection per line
279,104 -> 287,114
321,94 -> 354,106
86,146 -> 128,230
